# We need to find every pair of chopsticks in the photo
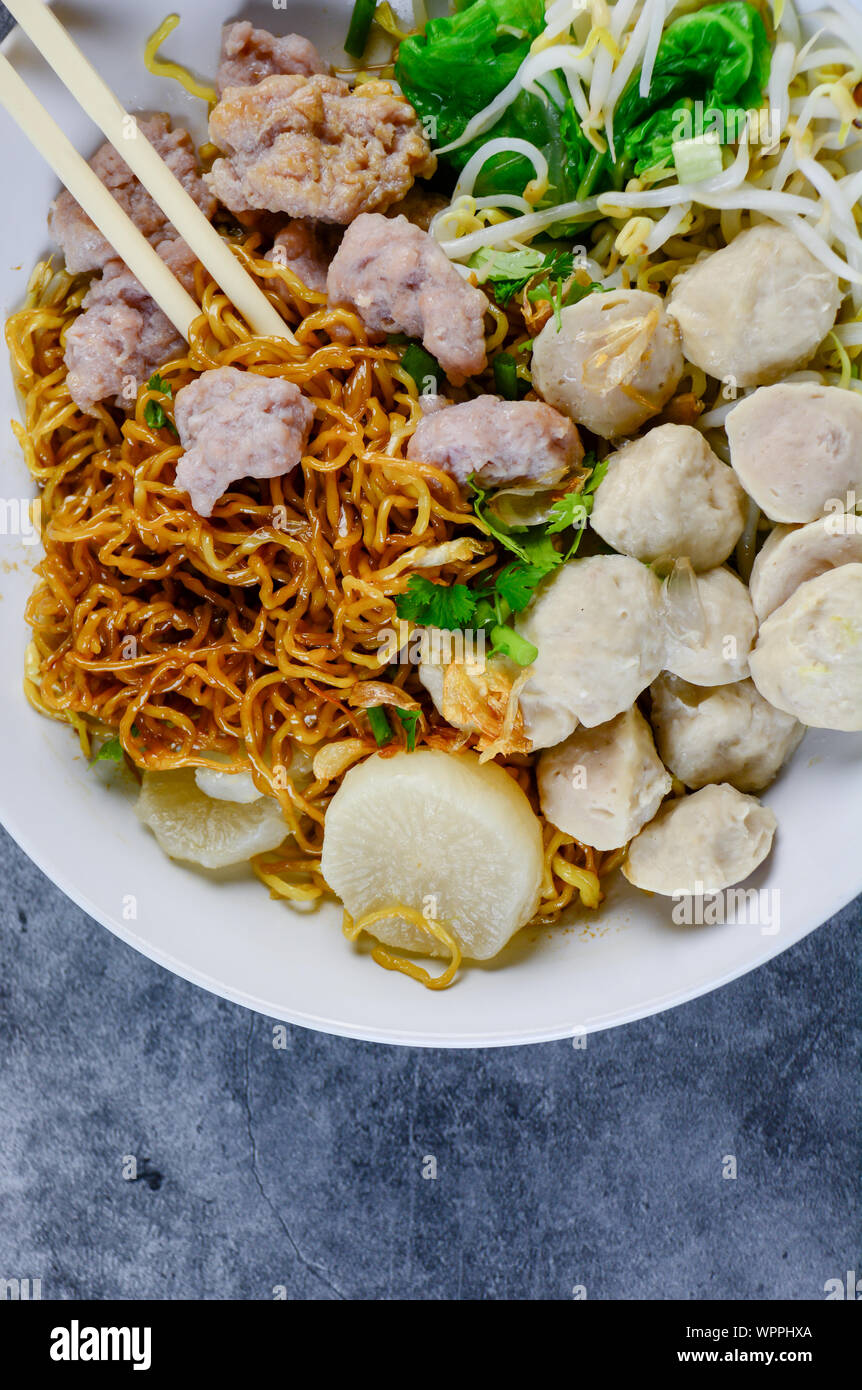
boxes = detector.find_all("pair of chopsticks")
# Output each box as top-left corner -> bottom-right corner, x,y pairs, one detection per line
0,0 -> 295,344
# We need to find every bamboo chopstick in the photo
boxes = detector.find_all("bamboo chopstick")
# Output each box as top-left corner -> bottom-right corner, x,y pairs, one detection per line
0,52 -> 201,339
4,0 -> 297,345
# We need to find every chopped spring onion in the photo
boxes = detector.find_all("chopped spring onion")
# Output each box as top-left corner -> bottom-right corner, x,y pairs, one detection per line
345,0 -> 377,60
367,705 -> 394,746
671,134 -> 724,185
395,708 -> 421,752
490,625 -> 538,666
493,351 -> 529,400
400,343 -> 443,393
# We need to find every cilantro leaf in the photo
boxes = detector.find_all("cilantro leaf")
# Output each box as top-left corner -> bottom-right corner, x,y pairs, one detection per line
395,575 -> 477,630
494,560 -> 552,614
144,373 -> 173,430
546,493 -> 591,535
468,476 -> 532,561
395,708 -> 421,752
471,247 -> 576,308
90,735 -> 124,765
585,456 -> 608,493
367,706 -> 393,746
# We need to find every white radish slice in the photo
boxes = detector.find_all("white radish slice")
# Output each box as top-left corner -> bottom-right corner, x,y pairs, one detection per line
195,768 -> 262,804
320,750 -> 544,961
136,769 -> 289,869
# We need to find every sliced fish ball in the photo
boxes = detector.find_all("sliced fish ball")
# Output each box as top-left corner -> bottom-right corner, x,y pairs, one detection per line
749,563 -> 862,731
590,423 -> 746,571
650,674 -> 805,793
749,512 -> 862,620
667,225 -> 841,387
531,288 -> 683,439
516,555 -> 664,741
726,383 -> 862,524
136,769 -> 289,869
537,707 -> 671,851
320,750 -> 544,961
622,783 -> 777,896
662,566 -> 756,686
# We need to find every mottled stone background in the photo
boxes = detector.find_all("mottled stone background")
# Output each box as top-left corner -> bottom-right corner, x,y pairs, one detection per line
0,4 -> 858,1302
1,826 -> 858,1300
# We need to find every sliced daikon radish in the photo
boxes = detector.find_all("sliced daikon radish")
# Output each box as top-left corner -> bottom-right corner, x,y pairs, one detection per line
320,749 -> 544,961
195,767 -> 263,803
137,769 -> 289,869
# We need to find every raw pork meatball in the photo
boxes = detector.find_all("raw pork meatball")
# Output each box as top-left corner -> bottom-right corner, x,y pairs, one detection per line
406,395 -> 582,486
173,366 -> 314,517
667,224 -> 841,387
622,783 -> 777,895
662,566 -> 757,686
64,239 -> 197,414
215,21 -> 327,95
531,288 -> 683,439
328,214 -> 488,385
590,423 -> 746,570
749,512 -> 862,620
49,115 -> 215,274
749,564 -> 862,731
266,220 -> 336,295
537,707 -> 671,850
649,674 -> 805,793
207,75 -> 436,224
725,383 -> 862,523
515,555 -> 664,743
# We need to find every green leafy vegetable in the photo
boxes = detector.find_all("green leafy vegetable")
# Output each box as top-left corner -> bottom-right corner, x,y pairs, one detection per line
493,560 -> 552,614
395,0 -> 546,154
395,575 -> 478,630
395,708 -> 421,752
393,460 -> 608,673
400,342 -> 443,394
614,2 -> 772,175
90,735 -> 124,765
344,0 -> 377,59
367,705 -> 394,747
472,246 -> 576,306
395,2 -> 598,206
545,493 -> 591,535
396,0 -> 770,210
144,372 -> 173,429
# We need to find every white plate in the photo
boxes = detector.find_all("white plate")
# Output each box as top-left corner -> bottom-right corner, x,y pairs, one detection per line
0,0 -> 859,1047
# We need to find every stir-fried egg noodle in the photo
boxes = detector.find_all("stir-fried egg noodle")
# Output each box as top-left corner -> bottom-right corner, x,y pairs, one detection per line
6,0 -> 862,988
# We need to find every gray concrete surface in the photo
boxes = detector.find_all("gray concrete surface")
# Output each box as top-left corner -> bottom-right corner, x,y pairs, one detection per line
0,825 -> 858,1300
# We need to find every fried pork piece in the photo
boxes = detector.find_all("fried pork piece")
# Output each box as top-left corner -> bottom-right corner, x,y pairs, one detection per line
64,239 -> 197,414
207,75 -> 436,224
173,366 -> 314,517
407,395 -> 582,486
266,220 -> 338,296
48,116 -> 216,274
328,214 -> 488,385
215,21 -> 328,95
